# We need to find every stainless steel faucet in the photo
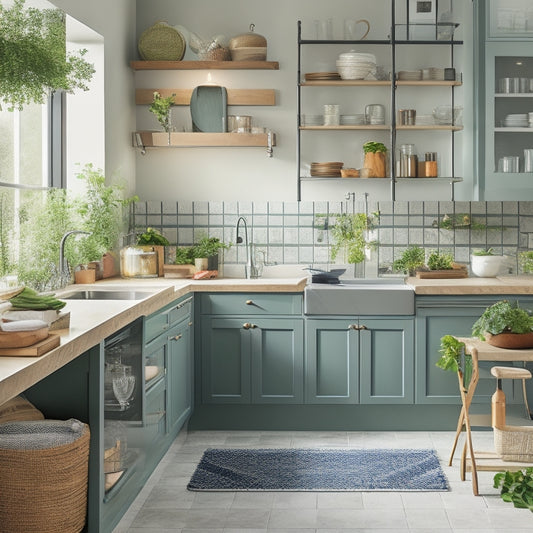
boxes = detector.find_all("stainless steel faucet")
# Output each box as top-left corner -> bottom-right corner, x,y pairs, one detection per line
235,216 -> 258,279
59,230 -> 91,282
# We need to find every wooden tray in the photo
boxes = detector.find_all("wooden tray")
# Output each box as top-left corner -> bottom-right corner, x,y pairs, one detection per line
0,334 -> 60,357
416,267 -> 468,279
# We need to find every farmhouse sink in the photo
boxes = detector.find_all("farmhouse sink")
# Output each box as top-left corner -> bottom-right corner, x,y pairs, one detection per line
304,278 -> 415,316
60,289 -> 155,301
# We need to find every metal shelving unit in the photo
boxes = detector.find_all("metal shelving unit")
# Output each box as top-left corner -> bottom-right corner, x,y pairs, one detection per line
296,0 -> 464,201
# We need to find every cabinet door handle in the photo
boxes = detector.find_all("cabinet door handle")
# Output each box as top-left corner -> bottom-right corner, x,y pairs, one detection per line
348,324 -> 359,330
188,321 -> 193,327
169,334 -> 182,341
359,324 -> 368,330
243,322 -> 252,329
245,300 -> 253,305
251,324 -> 257,329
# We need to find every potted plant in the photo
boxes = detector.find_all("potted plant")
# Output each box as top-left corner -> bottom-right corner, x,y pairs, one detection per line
192,235 -> 231,271
470,248 -> 507,278
362,141 -> 388,178
518,251 -> 533,275
75,164 -> 137,278
330,212 -> 378,270
0,0 -> 94,111
392,245 -> 425,276
136,227 -> 170,277
471,300 -> 533,349
162,246 -> 196,278
426,250 -> 454,271
494,468 -> 533,512
149,91 -> 176,133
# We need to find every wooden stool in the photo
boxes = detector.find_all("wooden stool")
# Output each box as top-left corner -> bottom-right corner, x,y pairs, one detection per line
491,366 -> 532,428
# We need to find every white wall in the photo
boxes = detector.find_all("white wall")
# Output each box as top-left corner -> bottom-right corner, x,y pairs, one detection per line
50,0 -> 137,196
134,0 -> 473,203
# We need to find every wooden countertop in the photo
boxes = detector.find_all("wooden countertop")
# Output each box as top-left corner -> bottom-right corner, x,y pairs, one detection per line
0,276 -> 308,405
406,275 -> 533,295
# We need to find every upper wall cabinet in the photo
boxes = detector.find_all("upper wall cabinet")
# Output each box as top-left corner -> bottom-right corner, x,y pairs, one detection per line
476,0 -> 533,200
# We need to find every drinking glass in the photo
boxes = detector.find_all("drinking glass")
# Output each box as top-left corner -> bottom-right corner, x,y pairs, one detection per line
113,372 -> 136,409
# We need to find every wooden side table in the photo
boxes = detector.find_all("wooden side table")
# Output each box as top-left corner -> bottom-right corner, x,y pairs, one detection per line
449,337 -> 533,495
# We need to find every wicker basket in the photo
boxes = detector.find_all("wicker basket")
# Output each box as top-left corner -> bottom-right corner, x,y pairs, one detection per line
494,425 -> 533,462
0,419 -> 90,533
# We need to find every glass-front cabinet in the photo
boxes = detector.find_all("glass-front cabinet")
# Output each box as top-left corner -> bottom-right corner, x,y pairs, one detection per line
477,0 -> 533,199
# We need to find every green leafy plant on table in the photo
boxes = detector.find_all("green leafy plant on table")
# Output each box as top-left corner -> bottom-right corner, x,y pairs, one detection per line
427,250 -> 454,271
0,0 -> 94,111
149,91 -> 176,133
192,236 -> 230,259
330,213 -> 378,265
136,227 -> 170,246
471,300 -> 533,341
494,468 -> 533,512
392,245 -> 425,276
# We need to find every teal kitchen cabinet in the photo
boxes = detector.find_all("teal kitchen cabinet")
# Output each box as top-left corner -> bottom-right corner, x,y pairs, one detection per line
198,293 -> 304,404
475,0 -> 533,199
415,295 -> 522,405
306,317 -> 414,405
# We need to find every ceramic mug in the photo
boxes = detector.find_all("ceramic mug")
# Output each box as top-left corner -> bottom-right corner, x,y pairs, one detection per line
344,19 -> 370,40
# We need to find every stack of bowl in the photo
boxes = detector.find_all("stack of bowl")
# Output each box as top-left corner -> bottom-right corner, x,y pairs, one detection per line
336,51 -> 376,80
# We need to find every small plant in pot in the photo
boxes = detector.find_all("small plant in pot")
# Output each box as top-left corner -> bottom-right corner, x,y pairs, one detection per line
192,235 -> 231,272
136,227 -> 170,277
470,248 -> 506,278
362,141 -> 387,178
149,91 -> 176,133
471,300 -> 533,349
392,245 -> 425,276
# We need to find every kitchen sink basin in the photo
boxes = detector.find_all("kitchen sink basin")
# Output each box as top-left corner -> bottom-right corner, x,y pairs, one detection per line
304,278 -> 414,316
60,290 -> 155,301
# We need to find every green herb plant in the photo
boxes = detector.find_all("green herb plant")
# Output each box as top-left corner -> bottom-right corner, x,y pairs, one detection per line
433,213 -> 488,231
174,247 -> 195,265
362,141 -> 388,153
427,250 -> 454,270
518,251 -> 533,274
136,227 -> 170,246
471,300 -> 533,341
192,236 -> 230,259
472,248 -> 495,256
494,468 -> 533,512
392,245 -> 425,275
0,0 -> 95,111
149,91 -> 176,132
330,213 -> 378,265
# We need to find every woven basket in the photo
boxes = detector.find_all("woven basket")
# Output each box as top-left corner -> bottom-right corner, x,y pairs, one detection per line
494,425 -> 533,462
0,419 -> 90,533
138,22 -> 186,61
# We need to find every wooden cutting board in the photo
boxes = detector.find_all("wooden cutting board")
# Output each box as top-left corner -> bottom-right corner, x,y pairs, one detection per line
0,334 -> 60,357
416,268 -> 468,279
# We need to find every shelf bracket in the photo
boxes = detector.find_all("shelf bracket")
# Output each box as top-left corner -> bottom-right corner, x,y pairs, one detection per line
134,133 -> 146,155
266,131 -> 273,157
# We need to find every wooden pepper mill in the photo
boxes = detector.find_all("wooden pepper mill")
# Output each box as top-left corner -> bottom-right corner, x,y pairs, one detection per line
491,377 -> 506,429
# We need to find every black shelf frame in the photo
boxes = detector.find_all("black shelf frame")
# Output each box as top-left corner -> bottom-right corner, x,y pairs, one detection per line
296,0 -> 462,201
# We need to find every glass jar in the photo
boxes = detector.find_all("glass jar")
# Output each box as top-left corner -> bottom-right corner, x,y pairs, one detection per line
398,144 -> 417,177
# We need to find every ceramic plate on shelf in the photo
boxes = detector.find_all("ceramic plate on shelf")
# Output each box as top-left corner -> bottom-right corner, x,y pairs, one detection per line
190,85 -> 228,132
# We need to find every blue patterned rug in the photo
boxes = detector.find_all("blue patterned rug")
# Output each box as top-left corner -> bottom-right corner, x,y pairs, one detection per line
187,448 -> 449,491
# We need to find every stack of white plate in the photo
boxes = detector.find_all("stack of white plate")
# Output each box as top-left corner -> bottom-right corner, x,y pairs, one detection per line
340,114 -> 365,125
302,114 -> 324,126
415,114 -> 434,125
336,51 -> 376,80
504,113 -> 528,127
397,70 -> 422,81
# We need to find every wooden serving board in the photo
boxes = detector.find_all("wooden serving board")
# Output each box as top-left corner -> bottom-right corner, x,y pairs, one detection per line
416,268 -> 468,279
0,334 -> 60,357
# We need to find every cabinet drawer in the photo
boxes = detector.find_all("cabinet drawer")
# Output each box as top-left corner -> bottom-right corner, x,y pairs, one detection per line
145,343 -> 165,391
145,296 -> 193,343
200,293 -> 302,315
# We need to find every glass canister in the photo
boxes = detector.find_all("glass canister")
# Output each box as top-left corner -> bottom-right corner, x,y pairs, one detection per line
120,246 -> 158,278
398,143 -> 418,177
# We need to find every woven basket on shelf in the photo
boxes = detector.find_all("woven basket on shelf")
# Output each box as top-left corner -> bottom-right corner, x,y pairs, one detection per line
0,419 -> 90,533
494,425 -> 533,462
138,22 -> 186,61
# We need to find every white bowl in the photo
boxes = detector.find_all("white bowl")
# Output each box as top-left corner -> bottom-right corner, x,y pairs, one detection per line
338,51 -> 376,62
470,255 -> 507,278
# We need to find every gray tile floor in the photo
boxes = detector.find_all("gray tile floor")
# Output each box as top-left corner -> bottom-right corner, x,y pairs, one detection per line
113,430 -> 533,532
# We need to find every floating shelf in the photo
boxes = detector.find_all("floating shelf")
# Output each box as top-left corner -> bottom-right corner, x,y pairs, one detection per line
300,176 -> 463,183
397,125 -> 464,131
130,60 -> 279,71
299,125 -> 462,131
134,131 -> 276,148
135,88 -> 275,106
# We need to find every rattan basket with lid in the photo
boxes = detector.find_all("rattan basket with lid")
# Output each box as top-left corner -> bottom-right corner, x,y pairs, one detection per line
229,24 -> 267,61
138,21 -> 186,61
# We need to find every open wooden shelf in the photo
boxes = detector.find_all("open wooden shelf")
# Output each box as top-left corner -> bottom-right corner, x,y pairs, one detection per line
135,88 -> 275,106
300,80 -> 462,87
131,60 -> 279,71
134,131 -> 276,148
